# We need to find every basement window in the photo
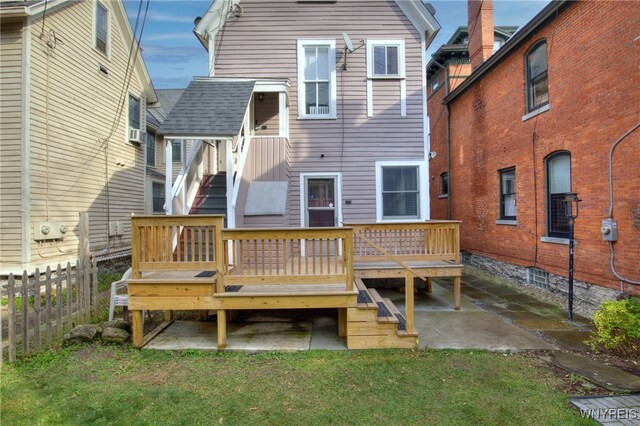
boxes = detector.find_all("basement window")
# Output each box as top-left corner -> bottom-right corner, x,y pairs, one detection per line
527,267 -> 549,291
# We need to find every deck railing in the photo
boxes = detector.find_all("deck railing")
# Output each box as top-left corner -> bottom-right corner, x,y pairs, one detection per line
222,228 -> 354,290
131,215 -> 225,281
346,221 -> 461,263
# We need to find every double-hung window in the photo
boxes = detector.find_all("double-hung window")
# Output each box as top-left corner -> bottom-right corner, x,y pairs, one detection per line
526,41 -> 549,112
440,172 -> 449,197
297,40 -> 336,119
146,132 -> 155,167
95,2 -> 109,55
366,40 -> 406,116
376,161 -> 426,221
128,94 -> 141,131
546,152 -> 571,238
152,182 -> 165,214
499,168 -> 516,220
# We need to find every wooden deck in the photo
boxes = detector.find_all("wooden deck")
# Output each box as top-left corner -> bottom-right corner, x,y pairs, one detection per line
127,216 -> 462,350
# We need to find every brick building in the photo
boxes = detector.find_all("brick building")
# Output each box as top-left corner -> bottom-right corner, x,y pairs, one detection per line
427,0 -> 640,314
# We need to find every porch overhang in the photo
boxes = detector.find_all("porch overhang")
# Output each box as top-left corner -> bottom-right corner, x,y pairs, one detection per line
158,77 -> 256,139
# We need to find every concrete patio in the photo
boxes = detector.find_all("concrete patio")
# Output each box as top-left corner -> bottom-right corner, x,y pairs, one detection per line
145,279 -> 556,352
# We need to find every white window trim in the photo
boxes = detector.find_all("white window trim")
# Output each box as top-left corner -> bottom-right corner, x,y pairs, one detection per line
126,92 -> 143,143
366,40 -> 406,117
93,1 -> 110,59
375,160 -> 427,222
146,132 -> 156,167
296,39 -> 337,120
149,180 -> 166,215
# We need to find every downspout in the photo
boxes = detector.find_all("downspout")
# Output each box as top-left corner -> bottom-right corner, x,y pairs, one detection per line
432,59 -> 452,219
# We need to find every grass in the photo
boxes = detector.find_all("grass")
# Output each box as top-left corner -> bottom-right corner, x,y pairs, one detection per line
1,346 -> 595,425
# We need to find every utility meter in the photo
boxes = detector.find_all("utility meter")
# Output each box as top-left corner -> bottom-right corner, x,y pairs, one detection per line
601,219 -> 618,242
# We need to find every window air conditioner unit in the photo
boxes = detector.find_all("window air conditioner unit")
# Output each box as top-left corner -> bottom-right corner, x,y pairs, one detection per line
129,128 -> 143,143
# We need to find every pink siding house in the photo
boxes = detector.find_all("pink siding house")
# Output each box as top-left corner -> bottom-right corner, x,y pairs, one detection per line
158,0 -> 440,229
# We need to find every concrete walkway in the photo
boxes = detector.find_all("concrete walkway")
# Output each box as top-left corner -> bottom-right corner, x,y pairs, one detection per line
570,395 -> 640,425
436,269 -> 640,394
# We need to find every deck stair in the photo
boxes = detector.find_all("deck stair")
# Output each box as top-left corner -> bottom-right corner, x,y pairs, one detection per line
190,172 -> 227,219
347,279 -> 418,349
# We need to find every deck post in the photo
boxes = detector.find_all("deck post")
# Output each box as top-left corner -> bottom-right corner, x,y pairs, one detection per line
132,310 -> 144,348
338,308 -> 347,337
217,310 -> 227,349
164,310 -> 174,321
405,271 -> 415,333
426,277 -> 433,293
453,276 -> 461,310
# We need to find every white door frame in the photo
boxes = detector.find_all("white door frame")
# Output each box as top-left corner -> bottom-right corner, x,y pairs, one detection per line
299,172 -> 343,228
299,172 -> 343,257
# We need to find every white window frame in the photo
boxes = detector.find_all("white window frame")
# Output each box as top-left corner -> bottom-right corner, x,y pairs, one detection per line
366,40 -> 406,117
93,1 -> 110,58
127,92 -> 142,130
375,160 -> 427,222
296,39 -> 337,120
146,131 -> 156,167
150,180 -> 165,215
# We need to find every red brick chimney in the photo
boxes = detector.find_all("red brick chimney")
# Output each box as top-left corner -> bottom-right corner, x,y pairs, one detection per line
468,0 -> 495,70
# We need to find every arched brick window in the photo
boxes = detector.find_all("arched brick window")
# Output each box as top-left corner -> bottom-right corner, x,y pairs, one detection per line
546,151 -> 571,238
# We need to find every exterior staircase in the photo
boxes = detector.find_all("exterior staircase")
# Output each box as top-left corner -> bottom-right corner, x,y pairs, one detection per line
190,172 -> 227,220
347,278 -> 418,349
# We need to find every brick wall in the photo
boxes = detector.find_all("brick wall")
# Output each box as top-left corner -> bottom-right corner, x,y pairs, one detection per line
428,1 -> 640,296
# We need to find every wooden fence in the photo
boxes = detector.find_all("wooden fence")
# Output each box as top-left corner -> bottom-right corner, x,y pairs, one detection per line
1,257 -> 98,363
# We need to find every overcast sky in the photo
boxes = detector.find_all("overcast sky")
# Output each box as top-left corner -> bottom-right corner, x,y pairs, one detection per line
124,0 -> 550,90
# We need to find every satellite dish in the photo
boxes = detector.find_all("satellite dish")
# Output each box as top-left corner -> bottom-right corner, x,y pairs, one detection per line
343,32 -> 354,53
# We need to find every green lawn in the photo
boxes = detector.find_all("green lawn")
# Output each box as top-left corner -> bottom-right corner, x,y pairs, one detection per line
1,346 -> 594,425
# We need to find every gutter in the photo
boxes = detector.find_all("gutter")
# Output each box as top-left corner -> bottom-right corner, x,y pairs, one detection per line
444,0 -> 570,104
431,59 -> 451,219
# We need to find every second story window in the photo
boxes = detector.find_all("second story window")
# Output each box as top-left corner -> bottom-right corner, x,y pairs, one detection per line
146,131 -> 155,166
297,40 -> 336,119
172,140 -> 182,163
367,40 -> 405,79
526,41 -> 548,112
95,2 -> 108,55
128,94 -> 141,131
499,168 -> 516,220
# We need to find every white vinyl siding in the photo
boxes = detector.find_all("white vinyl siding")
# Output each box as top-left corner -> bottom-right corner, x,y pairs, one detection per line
23,0 -> 148,266
297,39 -> 336,119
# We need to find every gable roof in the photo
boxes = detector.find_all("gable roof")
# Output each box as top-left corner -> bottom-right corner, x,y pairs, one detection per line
148,89 -> 185,125
158,78 -> 255,138
193,1 -> 440,50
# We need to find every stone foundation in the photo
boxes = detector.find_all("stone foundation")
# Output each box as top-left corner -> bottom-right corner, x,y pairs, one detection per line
462,252 -> 622,318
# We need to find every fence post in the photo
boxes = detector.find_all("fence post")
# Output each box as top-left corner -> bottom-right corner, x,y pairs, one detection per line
56,264 -> 63,339
92,258 -> 98,321
75,259 -> 83,324
21,270 -> 29,356
79,212 -> 90,324
66,262 -> 73,328
8,274 -> 16,362
45,266 -> 53,347
33,268 -> 41,351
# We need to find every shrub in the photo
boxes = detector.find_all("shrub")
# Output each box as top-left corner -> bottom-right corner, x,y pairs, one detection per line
589,297 -> 640,357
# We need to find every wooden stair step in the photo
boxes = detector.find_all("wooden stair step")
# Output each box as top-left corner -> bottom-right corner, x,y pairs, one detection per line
384,297 -> 418,337
368,289 -> 398,324
354,279 -> 377,309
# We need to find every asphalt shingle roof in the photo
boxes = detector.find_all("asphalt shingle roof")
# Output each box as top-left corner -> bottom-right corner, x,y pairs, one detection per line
158,79 -> 255,137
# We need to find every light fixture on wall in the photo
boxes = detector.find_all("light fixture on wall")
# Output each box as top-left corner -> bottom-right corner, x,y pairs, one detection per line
342,32 -> 365,71
258,93 -> 264,102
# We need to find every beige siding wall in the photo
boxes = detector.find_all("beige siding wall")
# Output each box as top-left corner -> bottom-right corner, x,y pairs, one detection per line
215,0 -> 426,226
0,20 -> 24,264
236,137 -> 290,228
26,0 -> 148,268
